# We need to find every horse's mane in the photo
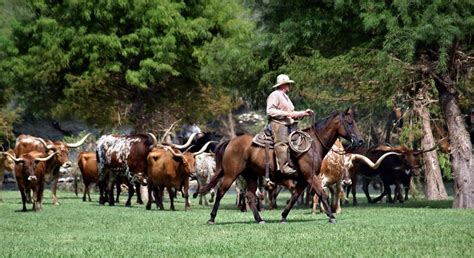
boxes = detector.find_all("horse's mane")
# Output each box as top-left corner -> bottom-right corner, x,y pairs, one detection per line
303,111 -> 339,132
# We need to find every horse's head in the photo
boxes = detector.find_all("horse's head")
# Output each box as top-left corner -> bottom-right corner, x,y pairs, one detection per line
335,107 -> 364,150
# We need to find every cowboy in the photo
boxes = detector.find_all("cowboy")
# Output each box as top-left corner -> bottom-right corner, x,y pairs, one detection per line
267,74 -> 313,175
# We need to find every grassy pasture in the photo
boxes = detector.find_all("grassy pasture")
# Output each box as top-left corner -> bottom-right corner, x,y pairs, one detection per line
0,190 -> 473,257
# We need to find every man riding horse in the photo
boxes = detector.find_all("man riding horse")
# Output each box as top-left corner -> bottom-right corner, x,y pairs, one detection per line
267,74 -> 313,175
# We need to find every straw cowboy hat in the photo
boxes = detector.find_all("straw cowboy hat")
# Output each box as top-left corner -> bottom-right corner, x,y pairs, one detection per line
272,74 -> 295,88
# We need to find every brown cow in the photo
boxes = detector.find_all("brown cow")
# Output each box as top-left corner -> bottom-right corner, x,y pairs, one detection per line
0,149 -> 16,198
5,151 -> 56,211
77,151 -> 98,202
146,142 -> 213,211
15,134 -> 90,205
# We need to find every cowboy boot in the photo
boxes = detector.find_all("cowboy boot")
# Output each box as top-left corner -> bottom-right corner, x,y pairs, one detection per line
275,143 -> 296,175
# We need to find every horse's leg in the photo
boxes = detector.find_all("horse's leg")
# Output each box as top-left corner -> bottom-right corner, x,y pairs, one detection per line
208,174 -> 239,224
307,176 -> 336,223
243,175 -> 264,223
281,181 -> 308,222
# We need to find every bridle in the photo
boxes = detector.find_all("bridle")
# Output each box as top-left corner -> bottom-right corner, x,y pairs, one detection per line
310,112 -> 355,155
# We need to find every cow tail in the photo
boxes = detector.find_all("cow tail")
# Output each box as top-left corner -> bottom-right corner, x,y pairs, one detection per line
199,140 -> 230,194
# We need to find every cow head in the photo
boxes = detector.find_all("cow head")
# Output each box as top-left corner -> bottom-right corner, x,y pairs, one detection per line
5,151 -> 56,182
341,155 -> 353,186
165,141 -> 217,178
35,134 -> 90,171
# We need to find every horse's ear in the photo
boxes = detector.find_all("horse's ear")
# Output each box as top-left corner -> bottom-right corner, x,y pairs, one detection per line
345,107 -> 353,115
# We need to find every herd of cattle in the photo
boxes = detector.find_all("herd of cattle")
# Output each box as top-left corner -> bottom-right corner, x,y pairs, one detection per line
0,127 -> 433,214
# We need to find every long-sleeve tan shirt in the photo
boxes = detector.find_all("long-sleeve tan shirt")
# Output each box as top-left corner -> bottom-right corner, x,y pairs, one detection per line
266,90 -> 304,125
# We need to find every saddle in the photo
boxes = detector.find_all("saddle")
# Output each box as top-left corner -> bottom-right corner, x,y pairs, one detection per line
252,124 -> 312,155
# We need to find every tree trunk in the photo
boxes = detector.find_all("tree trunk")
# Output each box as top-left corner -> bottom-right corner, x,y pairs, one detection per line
414,98 -> 448,200
435,81 -> 474,208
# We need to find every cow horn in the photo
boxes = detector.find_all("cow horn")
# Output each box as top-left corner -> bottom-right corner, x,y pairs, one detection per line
160,120 -> 181,144
66,133 -> 91,148
35,138 -> 55,150
414,143 -> 439,154
193,141 -> 218,156
164,146 -> 184,158
351,152 -> 402,169
3,152 -> 24,163
170,133 -> 197,150
34,152 -> 57,162
147,133 -> 158,149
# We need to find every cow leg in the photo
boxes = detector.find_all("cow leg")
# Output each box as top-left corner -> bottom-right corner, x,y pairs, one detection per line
156,187 -> 164,210
51,172 -> 60,205
146,182 -> 153,210
115,182 -> 121,203
32,185 -> 39,212
309,176 -> 336,222
19,184 -> 28,212
312,193 -> 319,214
107,176 -> 115,206
372,181 -> 391,203
38,182 -> 45,211
183,179 -> 191,211
281,181 -> 309,222
334,182 -> 342,214
362,177 -> 372,203
168,188 -> 175,211
135,182 -> 143,204
83,183 -> 89,202
404,183 -> 410,201
125,183 -> 134,207
25,187 -> 32,203
98,180 -> 106,205
87,184 -> 92,202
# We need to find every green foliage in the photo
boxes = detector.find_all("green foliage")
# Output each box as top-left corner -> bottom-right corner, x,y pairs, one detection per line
438,151 -> 453,180
0,107 -> 22,143
0,190 -> 473,256
1,0 -> 257,129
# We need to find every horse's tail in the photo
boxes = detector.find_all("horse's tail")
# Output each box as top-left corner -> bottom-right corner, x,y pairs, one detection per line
199,140 -> 230,194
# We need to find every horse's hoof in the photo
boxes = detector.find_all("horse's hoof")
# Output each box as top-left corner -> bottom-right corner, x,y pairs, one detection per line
329,218 -> 337,224
280,220 -> 288,224
207,220 -> 215,225
258,220 -> 266,225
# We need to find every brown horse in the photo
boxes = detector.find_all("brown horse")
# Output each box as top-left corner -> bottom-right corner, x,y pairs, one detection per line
200,108 -> 365,224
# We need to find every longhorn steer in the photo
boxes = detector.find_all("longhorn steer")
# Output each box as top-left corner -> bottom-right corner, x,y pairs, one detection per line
96,134 -> 158,206
146,142 -> 213,211
5,151 -> 56,211
192,153 -> 216,206
349,144 -> 430,204
14,134 -> 90,205
312,140 -> 354,214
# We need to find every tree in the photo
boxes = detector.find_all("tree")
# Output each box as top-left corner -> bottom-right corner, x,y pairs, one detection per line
360,0 -> 473,207
0,0 -> 256,132
249,0 -> 473,207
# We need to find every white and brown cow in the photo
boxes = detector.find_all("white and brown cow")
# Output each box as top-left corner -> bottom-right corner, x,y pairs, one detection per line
192,153 -> 216,206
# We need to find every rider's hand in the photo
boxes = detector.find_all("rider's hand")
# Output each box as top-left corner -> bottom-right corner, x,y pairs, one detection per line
305,109 -> 314,116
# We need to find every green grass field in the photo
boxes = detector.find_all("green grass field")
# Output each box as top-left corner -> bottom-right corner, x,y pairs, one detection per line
0,190 -> 473,257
